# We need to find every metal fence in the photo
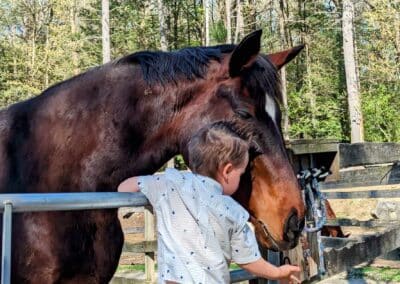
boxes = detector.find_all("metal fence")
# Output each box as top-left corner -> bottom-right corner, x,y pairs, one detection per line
0,192 -> 257,284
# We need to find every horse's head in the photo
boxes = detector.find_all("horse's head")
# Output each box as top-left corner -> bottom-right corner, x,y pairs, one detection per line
123,31 -> 304,250
172,31 -> 304,251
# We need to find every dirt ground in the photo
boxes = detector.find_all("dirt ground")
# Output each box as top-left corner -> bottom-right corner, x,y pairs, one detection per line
329,199 -> 378,220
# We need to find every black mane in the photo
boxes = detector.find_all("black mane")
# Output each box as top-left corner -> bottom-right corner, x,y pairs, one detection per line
243,57 -> 282,121
117,45 -> 235,85
117,44 -> 282,123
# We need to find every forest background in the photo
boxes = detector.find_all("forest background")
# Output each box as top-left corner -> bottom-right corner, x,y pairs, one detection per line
0,0 -> 399,142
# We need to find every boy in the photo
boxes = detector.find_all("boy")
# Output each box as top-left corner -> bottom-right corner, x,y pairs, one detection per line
118,123 -> 300,284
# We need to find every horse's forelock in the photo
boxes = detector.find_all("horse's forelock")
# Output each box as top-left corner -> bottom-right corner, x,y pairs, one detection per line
241,56 -> 282,120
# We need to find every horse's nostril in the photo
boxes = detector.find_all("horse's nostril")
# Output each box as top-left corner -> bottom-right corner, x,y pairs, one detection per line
284,212 -> 303,242
288,213 -> 299,231
298,218 -> 305,231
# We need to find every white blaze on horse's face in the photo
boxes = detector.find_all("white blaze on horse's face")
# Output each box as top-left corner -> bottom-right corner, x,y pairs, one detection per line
265,93 -> 278,127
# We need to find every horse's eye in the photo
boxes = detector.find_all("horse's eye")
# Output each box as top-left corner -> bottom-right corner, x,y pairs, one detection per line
236,110 -> 253,119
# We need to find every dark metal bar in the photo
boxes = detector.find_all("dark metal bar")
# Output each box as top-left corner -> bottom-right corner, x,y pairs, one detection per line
325,218 -> 399,227
323,190 -> 400,199
230,269 -> 257,283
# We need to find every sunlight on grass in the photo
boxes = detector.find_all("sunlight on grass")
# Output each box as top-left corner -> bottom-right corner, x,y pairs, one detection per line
349,267 -> 400,282
117,264 -> 146,272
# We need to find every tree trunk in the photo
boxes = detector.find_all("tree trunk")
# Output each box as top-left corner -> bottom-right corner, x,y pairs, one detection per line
102,0 -> 110,64
157,0 -> 168,51
44,24 -> 49,87
225,0 -> 232,43
31,30 -> 36,80
203,0 -> 210,45
11,25 -> 17,80
186,3 -> 191,45
280,0 -> 293,47
234,0 -> 243,43
278,0 -> 290,140
394,3 -> 400,62
342,0 -> 364,142
172,1 -> 181,49
70,0 -> 80,75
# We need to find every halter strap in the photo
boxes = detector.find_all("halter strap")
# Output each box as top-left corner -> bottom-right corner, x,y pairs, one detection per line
250,215 -> 281,250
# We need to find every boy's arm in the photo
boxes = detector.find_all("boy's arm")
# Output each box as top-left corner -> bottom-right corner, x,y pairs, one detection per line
118,177 -> 140,192
117,174 -> 166,206
239,259 -> 300,282
231,223 -> 300,283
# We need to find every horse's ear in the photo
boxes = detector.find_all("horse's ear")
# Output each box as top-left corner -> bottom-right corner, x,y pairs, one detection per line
229,30 -> 262,77
266,45 -> 304,70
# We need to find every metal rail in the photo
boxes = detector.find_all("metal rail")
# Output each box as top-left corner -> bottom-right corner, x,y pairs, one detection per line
0,192 -> 149,212
1,203 -> 12,284
0,192 -> 256,283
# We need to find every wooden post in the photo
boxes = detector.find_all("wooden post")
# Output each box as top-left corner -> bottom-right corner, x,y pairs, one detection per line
144,206 -> 156,283
166,158 -> 174,169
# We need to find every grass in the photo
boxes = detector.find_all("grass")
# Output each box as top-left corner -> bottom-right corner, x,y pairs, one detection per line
348,266 -> 400,282
117,264 -> 146,272
117,263 -> 241,273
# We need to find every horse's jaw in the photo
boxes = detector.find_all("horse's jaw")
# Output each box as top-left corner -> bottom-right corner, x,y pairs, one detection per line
251,217 -> 300,251
236,155 -> 305,252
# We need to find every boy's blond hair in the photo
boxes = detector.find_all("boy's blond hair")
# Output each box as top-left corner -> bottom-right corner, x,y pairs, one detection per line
187,123 -> 249,179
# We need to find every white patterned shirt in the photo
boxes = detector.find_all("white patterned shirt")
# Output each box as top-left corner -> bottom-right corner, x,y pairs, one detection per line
138,168 -> 261,284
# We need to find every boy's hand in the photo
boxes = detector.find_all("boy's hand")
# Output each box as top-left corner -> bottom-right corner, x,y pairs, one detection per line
278,265 -> 301,284
118,177 -> 140,193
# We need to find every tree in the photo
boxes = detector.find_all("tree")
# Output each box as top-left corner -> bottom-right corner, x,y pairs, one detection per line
157,0 -> 168,51
234,0 -> 244,43
1,0 -> 400,143
225,0 -> 232,43
102,0 -> 110,63
203,0 -> 210,45
343,0 -> 364,142
277,0 -> 290,140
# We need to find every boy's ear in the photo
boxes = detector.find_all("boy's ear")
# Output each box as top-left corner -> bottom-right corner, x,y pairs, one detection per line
223,163 -> 234,177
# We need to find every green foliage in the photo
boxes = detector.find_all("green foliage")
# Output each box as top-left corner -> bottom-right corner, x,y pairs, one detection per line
0,0 -> 399,143
363,85 -> 400,142
211,20 -> 227,43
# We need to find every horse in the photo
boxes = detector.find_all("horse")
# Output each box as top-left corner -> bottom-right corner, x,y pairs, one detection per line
0,30 -> 305,283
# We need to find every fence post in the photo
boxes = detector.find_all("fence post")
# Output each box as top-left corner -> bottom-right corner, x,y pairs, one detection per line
2,202 -> 13,284
144,205 -> 156,283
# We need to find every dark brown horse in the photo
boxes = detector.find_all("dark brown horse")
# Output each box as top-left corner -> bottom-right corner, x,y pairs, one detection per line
0,30 -> 305,283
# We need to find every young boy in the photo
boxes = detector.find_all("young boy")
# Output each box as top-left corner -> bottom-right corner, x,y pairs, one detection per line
118,123 -> 300,284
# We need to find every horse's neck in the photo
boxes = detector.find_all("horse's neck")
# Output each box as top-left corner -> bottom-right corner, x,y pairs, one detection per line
127,82 -> 203,175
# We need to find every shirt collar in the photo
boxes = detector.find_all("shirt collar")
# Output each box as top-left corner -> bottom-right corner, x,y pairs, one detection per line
193,173 -> 223,195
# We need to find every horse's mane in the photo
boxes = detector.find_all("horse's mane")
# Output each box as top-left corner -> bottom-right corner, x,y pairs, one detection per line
34,44 -> 281,124
117,45 -> 236,85
117,45 -> 282,119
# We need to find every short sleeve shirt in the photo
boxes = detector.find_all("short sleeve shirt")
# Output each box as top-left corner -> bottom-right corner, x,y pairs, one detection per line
138,168 -> 261,284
